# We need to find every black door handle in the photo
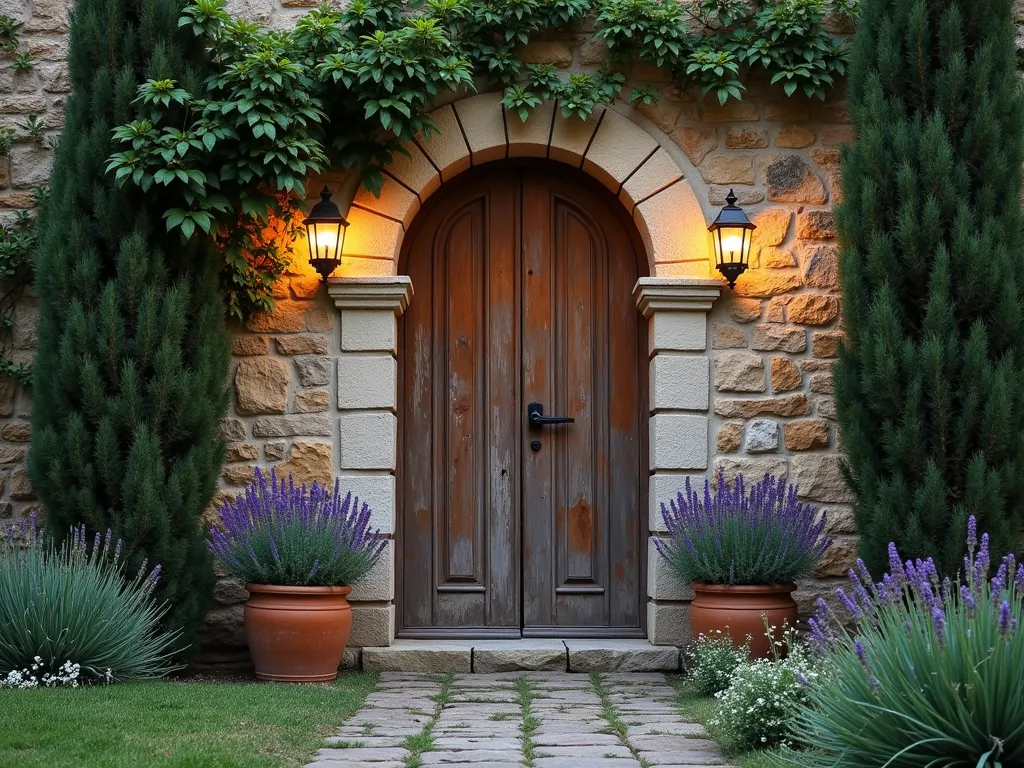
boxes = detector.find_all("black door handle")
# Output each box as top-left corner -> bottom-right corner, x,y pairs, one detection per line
528,402 -> 575,428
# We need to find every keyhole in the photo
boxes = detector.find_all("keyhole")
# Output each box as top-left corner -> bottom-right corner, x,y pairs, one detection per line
530,440 -> 541,452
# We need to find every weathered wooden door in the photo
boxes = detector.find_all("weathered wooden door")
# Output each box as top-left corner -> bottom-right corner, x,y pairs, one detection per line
398,163 -> 646,638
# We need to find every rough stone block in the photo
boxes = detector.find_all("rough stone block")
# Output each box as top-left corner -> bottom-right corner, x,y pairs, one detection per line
349,604 -> 396,648
362,640 -> 471,671
635,181 -> 710,273
713,352 -> 765,393
670,126 -> 717,166
566,639 -> 680,672
343,206 -> 403,263
341,309 -> 398,353
792,454 -> 854,503
386,141 -> 441,201
713,394 -> 810,419
744,419 -> 779,453
650,355 -> 709,411
650,413 -> 708,471
549,109 -> 602,167
715,456 -> 788,485
646,602 -> 693,646
647,538 -> 692,601
338,354 -> 397,411
349,540 -> 395,602
472,640 -> 567,673
339,411 -> 397,470
252,415 -> 333,437
277,441 -> 333,488
339,473 -> 396,534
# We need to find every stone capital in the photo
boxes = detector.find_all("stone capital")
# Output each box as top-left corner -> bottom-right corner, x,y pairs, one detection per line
328,276 -> 414,315
633,277 -> 723,316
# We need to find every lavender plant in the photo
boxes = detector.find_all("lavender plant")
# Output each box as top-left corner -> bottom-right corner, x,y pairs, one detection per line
794,517 -> 1024,766
209,468 -> 385,587
0,516 -> 181,684
655,472 -> 831,585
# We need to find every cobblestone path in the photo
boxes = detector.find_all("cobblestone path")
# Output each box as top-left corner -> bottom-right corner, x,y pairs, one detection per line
307,672 -> 734,767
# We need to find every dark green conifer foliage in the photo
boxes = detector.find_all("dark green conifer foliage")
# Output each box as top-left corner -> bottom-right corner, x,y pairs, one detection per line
835,0 -> 1024,574
29,0 -> 230,648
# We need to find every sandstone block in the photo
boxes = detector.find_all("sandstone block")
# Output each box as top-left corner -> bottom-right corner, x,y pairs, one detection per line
245,300 -> 308,333
252,415 -> 333,437
712,324 -> 746,349
341,309 -> 398,353
764,101 -> 810,121
802,243 -> 840,291
775,125 -> 816,148
305,305 -> 332,332
649,311 -> 707,353
222,465 -> 256,486
276,334 -> 329,356
621,149 -> 683,208
277,441 -> 333,488
725,127 -> 768,148
339,473 -> 396,534
225,443 -> 259,463
650,355 -> 709,411
817,397 -> 838,420
699,154 -> 754,185
10,470 -> 34,500
264,442 -> 286,460
791,454 -> 854,503
797,210 -> 837,239
234,358 -> 290,415
787,294 -> 839,325
709,186 -> 764,205
699,101 -> 759,122
290,275 -> 321,299
519,41 -> 572,67
770,356 -> 802,392
348,605 -> 396,648
295,390 -> 330,413
650,413 -> 708,471
296,356 -> 331,388
1,421 -> 30,441
810,372 -> 834,395
584,109 -> 659,193
714,394 -> 810,419
813,331 -> 844,358
714,352 -> 766,392
714,456 -> 788,485
734,272 -> 803,298
751,208 -> 791,247
727,297 -> 761,323
454,93 -> 507,165
744,419 -> 778,453
349,540 -> 394,602
716,422 -> 743,453
579,37 -> 610,64
231,335 -> 268,356
760,246 -> 796,268
822,128 -> 855,147
813,536 -> 858,577
785,419 -> 829,451
762,154 -> 827,204
219,418 -> 246,441
764,297 -> 786,323
752,324 -> 806,352
473,640 -> 567,673
636,101 -> 681,133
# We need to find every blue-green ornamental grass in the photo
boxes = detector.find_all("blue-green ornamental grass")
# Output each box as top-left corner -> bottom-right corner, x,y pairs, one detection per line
208,468 -> 385,587
0,516 -> 182,685
794,517 -> 1023,766
656,472 -> 831,585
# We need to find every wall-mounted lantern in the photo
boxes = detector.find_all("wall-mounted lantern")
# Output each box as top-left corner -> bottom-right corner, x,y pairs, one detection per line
303,186 -> 349,281
708,189 -> 756,289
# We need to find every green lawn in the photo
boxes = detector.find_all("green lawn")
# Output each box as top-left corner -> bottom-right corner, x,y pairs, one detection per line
0,673 -> 378,768
668,678 -> 794,768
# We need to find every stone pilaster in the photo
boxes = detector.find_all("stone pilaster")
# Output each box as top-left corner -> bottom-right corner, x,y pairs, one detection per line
634,277 -> 722,646
328,276 -> 414,648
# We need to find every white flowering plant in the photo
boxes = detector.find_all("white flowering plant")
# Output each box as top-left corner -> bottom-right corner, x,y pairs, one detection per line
710,625 -> 823,751
0,658 -> 113,689
684,630 -> 749,696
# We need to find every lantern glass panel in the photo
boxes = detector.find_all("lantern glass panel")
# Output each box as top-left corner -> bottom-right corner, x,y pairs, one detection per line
307,221 -> 344,263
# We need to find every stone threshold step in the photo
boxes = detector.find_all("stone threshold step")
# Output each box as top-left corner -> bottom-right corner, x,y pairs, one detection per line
358,639 -> 680,674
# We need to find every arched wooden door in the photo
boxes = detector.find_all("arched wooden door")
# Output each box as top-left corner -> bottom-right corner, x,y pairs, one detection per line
398,163 -> 647,638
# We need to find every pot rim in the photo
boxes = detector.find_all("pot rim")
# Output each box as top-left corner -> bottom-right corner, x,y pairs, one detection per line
245,583 -> 353,596
690,582 -> 796,594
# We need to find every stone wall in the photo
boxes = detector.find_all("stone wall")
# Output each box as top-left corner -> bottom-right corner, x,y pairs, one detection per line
0,0 -> 857,662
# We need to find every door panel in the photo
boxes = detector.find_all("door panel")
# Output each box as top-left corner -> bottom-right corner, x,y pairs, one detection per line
398,163 -> 645,637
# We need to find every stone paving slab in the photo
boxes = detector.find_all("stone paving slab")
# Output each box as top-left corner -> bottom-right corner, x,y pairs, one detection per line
307,671 -> 734,767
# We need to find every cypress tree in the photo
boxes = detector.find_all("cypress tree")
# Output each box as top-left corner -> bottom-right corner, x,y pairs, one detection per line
834,0 -> 1024,575
29,0 -> 230,648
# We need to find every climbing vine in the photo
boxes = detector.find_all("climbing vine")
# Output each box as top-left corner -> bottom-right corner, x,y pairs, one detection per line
107,0 -> 857,319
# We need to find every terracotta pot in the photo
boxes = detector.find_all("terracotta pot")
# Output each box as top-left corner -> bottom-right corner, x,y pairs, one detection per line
689,583 -> 798,660
244,584 -> 352,682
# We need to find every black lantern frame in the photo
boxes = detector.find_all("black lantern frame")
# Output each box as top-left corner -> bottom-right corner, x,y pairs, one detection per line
708,189 -> 756,289
303,186 -> 349,281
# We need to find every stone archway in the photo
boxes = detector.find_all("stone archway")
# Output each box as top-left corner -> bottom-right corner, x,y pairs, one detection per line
335,93 -> 713,280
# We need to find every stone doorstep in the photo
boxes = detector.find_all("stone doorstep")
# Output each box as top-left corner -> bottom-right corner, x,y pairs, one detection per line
360,639 -> 681,674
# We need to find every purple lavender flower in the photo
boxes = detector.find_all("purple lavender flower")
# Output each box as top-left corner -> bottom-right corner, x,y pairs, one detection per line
1016,564 -> 1024,593
961,585 -> 977,618
967,515 -> 977,554
932,606 -> 945,646
1000,601 -> 1012,638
